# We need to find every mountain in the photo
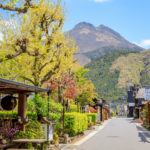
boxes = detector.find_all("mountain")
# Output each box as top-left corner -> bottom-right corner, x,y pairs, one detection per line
85,49 -> 150,101
67,22 -> 143,65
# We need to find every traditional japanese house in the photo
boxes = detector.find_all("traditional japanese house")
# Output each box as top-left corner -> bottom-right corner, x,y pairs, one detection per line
135,86 -> 150,119
102,100 -> 110,121
145,101 -> 150,125
93,98 -> 110,121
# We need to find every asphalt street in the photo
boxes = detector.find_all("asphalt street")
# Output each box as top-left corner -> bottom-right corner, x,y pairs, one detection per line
78,118 -> 150,150
62,117 -> 150,150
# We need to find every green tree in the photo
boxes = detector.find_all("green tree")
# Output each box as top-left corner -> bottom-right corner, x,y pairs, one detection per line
74,67 -> 97,111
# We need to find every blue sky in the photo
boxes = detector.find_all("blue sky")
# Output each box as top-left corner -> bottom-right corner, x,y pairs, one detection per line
0,0 -> 150,48
63,0 -> 150,49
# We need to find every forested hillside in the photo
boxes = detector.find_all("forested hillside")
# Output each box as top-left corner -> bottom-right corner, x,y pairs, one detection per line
85,50 -> 139,101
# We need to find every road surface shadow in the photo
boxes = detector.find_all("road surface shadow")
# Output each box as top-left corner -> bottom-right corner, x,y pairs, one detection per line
126,118 -> 150,143
136,125 -> 150,143
126,118 -> 138,124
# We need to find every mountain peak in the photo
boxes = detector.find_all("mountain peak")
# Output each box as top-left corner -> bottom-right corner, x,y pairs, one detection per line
98,24 -> 108,28
97,24 -> 114,31
67,22 -> 143,65
74,22 -> 95,30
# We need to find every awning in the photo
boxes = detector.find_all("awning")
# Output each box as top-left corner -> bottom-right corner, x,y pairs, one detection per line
0,78 -> 49,94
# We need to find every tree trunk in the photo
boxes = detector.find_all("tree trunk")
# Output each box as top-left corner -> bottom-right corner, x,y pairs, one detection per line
58,83 -> 62,103
62,99 -> 65,136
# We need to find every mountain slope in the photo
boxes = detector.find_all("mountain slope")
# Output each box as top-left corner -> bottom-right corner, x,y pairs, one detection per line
85,49 -> 150,101
85,50 -> 139,101
67,22 -> 143,64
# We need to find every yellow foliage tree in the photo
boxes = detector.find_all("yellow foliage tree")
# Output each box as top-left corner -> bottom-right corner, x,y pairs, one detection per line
74,67 -> 98,110
0,0 -> 77,87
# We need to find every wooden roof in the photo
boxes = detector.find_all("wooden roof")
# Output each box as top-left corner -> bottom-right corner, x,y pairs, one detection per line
0,78 -> 49,94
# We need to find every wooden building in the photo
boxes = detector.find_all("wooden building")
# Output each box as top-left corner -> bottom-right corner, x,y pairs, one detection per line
0,78 -> 49,128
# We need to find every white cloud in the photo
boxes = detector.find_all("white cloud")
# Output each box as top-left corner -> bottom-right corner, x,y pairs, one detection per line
140,40 -> 150,47
93,0 -> 110,2
134,39 -> 150,49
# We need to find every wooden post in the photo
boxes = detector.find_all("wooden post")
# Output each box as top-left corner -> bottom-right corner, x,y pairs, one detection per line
47,91 -> 50,149
100,105 -> 103,122
148,102 -> 150,125
18,93 -> 27,130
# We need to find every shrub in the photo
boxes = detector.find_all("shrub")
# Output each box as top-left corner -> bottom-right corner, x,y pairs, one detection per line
142,109 -> 148,125
15,120 -> 44,139
86,113 -> 97,124
55,122 -> 62,135
51,132 -> 59,144
87,116 -> 92,126
147,125 -> 150,130
27,112 -> 37,120
64,113 -> 88,136
70,105 -> 78,112
27,94 -> 47,117
27,95 -> 63,121
142,109 -> 148,118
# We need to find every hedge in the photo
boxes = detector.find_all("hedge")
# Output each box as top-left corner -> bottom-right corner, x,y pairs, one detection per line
64,113 -> 88,136
70,105 -> 78,112
0,111 -> 18,119
0,111 -> 37,120
86,113 -> 97,124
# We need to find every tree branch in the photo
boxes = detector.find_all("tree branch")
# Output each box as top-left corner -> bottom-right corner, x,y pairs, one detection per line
21,76 -> 35,85
41,62 -> 60,84
0,3 -> 28,13
0,0 -> 33,13
0,51 -> 22,62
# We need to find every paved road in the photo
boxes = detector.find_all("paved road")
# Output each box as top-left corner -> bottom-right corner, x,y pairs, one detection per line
78,118 -> 150,150
62,117 -> 150,150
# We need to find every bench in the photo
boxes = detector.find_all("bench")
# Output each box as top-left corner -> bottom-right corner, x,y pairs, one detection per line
7,149 -> 37,150
12,139 -> 47,150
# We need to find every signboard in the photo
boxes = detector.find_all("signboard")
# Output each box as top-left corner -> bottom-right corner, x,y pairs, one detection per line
42,124 -> 53,141
128,103 -> 135,107
48,125 -> 53,141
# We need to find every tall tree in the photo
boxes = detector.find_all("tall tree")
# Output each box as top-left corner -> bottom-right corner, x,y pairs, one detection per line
0,0 -> 77,86
74,67 -> 98,111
